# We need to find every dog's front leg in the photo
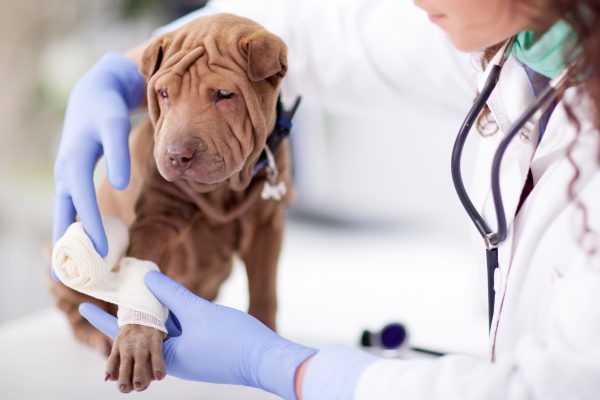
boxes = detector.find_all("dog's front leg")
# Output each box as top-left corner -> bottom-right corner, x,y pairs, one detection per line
127,172 -> 198,264
106,170 -> 198,393
241,204 -> 285,331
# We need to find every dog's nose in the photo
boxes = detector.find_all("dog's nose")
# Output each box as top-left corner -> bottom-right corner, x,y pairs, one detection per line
166,144 -> 197,171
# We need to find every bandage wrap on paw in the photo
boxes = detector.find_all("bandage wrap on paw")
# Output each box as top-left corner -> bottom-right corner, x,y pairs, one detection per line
52,216 -> 168,333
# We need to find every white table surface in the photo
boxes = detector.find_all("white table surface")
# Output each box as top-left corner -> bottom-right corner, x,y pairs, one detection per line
0,219 -> 488,399
0,308 -> 279,400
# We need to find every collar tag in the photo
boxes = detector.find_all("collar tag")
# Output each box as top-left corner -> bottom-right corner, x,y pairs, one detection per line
261,145 -> 287,201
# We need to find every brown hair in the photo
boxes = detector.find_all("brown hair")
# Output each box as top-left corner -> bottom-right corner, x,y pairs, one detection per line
480,1 -> 600,254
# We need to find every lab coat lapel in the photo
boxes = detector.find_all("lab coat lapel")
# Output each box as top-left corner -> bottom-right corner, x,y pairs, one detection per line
530,94 -> 583,180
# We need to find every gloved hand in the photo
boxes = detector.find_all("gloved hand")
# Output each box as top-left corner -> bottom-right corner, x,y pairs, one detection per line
80,271 -> 317,400
53,53 -> 145,270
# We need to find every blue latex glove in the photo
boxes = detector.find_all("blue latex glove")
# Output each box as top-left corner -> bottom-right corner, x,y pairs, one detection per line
52,53 -> 144,267
80,271 -> 317,400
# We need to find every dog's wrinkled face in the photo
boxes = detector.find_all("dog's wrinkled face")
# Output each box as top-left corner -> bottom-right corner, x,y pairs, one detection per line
141,14 -> 287,191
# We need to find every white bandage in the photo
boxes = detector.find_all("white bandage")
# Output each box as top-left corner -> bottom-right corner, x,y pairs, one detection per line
52,216 -> 168,333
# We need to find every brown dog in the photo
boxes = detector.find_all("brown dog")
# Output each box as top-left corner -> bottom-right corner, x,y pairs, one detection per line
49,13 -> 292,393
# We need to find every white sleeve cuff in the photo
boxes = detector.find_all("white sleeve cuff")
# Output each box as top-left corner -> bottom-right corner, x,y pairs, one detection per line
302,345 -> 378,400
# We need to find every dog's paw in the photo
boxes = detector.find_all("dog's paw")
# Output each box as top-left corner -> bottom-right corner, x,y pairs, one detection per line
106,324 -> 166,392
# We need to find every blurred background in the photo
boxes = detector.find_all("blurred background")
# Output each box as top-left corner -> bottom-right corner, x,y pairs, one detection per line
0,0 -> 208,323
0,0 -> 487,397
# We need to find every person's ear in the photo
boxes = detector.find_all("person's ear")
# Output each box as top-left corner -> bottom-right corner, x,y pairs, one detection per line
140,35 -> 173,80
240,31 -> 288,83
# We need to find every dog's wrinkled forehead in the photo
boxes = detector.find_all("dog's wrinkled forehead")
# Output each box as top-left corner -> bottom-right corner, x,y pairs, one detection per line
141,13 -> 287,94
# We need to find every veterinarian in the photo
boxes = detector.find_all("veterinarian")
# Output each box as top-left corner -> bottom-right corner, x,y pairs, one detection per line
56,0 -> 600,398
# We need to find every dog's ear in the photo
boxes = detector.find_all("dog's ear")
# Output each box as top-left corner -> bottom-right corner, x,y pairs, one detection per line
141,35 -> 174,125
140,36 -> 172,80
240,31 -> 288,82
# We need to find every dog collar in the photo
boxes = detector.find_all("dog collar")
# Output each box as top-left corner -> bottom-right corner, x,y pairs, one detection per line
252,96 -> 301,176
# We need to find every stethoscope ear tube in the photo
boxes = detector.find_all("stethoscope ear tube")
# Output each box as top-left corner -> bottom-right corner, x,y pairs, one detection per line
450,64 -> 502,243
451,63 -> 505,332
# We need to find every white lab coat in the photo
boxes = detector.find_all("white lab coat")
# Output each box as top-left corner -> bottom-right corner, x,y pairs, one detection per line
160,1 -> 600,398
352,52 -> 600,399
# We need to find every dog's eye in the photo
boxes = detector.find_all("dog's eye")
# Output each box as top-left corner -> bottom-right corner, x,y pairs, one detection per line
216,90 -> 234,100
158,89 -> 169,99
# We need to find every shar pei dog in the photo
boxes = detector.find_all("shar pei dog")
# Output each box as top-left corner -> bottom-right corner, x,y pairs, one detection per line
49,13 -> 294,393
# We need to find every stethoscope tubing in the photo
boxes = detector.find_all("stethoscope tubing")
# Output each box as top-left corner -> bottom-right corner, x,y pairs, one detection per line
451,64 -> 501,243
451,38 -> 575,330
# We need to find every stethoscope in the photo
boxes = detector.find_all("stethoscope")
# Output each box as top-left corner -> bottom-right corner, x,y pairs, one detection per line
451,38 -> 578,330
360,40 -> 579,357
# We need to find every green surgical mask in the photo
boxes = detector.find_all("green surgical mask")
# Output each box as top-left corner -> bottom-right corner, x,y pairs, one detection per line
512,20 -> 578,79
